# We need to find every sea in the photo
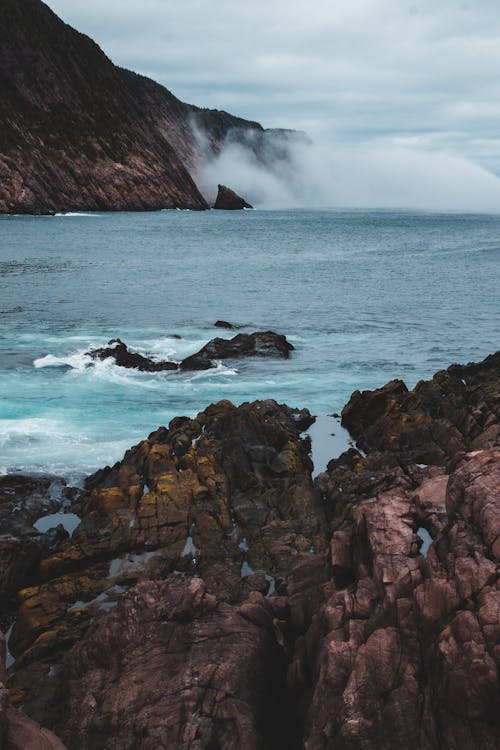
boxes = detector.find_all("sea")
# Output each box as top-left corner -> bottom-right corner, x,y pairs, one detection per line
1,208 -> 498,484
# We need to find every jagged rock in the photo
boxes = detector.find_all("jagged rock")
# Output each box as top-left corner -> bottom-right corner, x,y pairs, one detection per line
341,350 -> 500,465
295,449 -> 500,750
4,353 -> 499,749
213,184 -> 253,210
0,476 -> 69,608
88,339 -> 178,371
7,400 -> 320,727
1,633 -> 67,749
180,331 -> 294,370
57,578 -> 298,750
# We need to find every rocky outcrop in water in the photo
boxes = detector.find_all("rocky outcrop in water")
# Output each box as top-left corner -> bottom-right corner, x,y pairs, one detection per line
2,352 -> 499,749
179,331 -> 294,370
0,0 -> 299,214
213,184 -> 253,210
88,331 -> 294,372
89,339 -> 178,372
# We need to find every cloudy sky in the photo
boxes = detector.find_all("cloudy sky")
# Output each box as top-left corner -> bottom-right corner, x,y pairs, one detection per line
45,1 -> 500,208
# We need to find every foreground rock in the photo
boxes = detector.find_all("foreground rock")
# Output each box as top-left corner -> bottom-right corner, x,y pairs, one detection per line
89,339 -> 177,372
342,350 -> 500,465
1,633 -> 67,749
59,578 -> 298,749
180,331 -> 294,370
213,184 -> 253,210
0,475 -> 71,614
3,352 -> 499,749
302,448 -> 500,749
7,400 -> 319,728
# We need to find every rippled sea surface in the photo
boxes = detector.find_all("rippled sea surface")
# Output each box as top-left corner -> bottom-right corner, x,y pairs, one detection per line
1,208 -> 498,481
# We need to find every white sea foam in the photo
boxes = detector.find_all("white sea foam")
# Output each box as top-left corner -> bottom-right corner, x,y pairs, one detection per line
34,350 -> 91,370
188,362 -> 238,380
54,212 -> 102,218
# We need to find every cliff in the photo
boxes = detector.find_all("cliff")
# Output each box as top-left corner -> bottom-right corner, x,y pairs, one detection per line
0,0 -> 298,213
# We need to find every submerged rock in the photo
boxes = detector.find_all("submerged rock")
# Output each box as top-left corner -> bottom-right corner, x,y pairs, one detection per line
213,184 -> 253,210
180,331 -> 294,370
214,320 -> 238,329
88,339 -> 178,371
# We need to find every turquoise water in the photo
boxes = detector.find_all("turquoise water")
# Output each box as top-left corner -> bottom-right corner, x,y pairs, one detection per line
1,208 -> 498,481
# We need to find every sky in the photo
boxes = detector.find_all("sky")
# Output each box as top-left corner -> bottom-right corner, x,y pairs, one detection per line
44,0 -> 500,209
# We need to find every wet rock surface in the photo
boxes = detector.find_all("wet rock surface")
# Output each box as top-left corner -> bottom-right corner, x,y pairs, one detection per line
88,331 -> 294,372
213,184 -> 253,210
342,350 -> 500,465
88,339 -> 178,372
180,331 -> 294,370
2,352 -> 499,749
0,476 -> 73,615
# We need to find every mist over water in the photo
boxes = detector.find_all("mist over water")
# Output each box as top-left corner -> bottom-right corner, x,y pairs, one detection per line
196,135 -> 500,212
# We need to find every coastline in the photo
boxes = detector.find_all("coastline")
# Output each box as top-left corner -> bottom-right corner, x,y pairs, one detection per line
1,350 -> 498,748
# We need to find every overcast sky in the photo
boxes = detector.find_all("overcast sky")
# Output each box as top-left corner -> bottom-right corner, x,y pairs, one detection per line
44,1 -> 500,208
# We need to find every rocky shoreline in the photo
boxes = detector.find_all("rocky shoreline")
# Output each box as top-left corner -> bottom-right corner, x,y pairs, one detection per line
0,351 -> 499,749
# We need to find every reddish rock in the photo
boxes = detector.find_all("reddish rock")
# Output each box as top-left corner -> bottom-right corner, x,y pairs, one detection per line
58,578 -> 298,749
1,633 -> 67,749
7,399 -> 321,728
297,449 -> 500,749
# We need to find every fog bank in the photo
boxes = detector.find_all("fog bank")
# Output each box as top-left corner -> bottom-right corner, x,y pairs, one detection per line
196,136 -> 500,213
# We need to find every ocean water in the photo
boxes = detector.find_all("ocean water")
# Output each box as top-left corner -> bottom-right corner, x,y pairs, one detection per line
0,208 -> 498,483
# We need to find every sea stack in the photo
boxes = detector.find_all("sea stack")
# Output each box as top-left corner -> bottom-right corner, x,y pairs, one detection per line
213,184 -> 253,210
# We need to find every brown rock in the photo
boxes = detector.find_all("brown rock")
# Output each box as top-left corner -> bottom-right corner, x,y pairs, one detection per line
0,633 -> 67,749
57,578 -> 299,749
341,350 -> 500,465
213,184 -> 253,210
7,399 -> 321,729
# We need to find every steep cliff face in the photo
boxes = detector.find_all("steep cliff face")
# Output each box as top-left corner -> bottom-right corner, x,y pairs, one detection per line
0,0 -> 295,214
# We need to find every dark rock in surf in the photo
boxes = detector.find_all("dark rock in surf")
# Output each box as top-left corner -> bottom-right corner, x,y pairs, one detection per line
180,331 -> 294,370
214,320 -> 237,329
89,339 -> 178,372
213,184 -> 253,210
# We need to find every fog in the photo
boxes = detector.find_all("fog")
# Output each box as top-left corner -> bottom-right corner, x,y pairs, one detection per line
196,136 -> 500,212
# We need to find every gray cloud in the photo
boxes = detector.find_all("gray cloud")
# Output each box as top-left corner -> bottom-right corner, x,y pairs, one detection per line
44,1 -> 500,209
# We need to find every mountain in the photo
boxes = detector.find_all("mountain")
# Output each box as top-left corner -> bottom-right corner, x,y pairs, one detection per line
0,0 -> 299,213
